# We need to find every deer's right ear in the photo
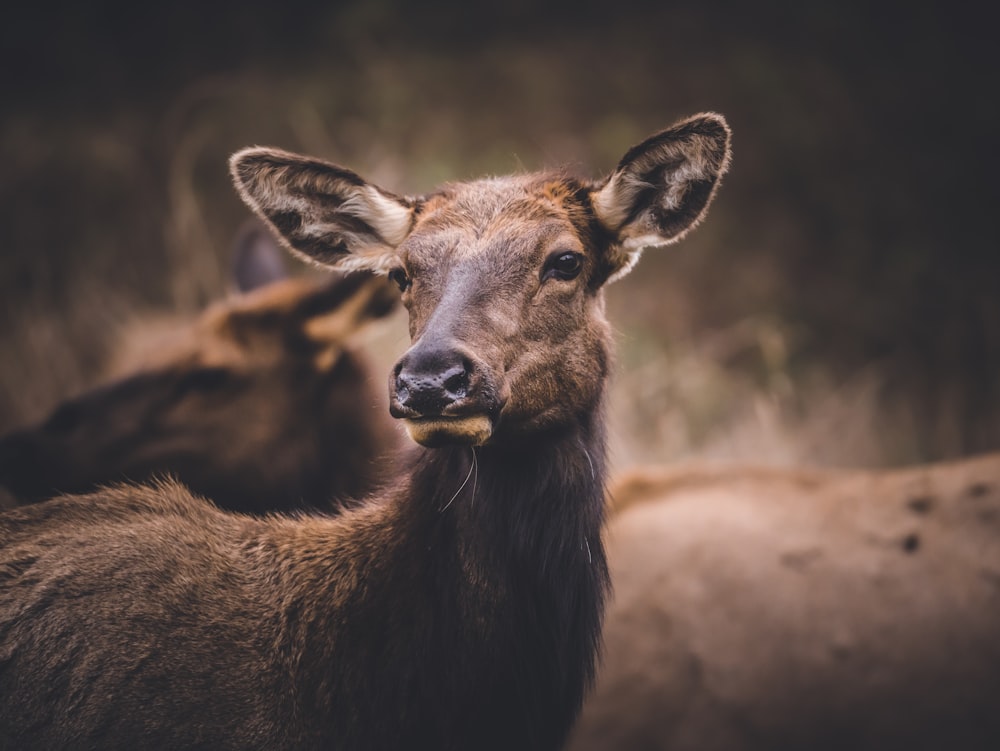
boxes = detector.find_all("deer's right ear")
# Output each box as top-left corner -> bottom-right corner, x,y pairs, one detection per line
229,148 -> 414,273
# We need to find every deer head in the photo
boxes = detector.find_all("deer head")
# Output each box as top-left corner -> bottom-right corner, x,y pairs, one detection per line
0,243 -> 399,512
231,114 -> 730,448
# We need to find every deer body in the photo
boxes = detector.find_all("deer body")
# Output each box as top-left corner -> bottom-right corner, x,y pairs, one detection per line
0,440 -> 605,749
569,454 -> 1000,751
0,114 -> 731,748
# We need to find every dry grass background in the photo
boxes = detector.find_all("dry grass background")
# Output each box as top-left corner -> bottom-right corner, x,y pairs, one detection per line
1,1 -> 997,473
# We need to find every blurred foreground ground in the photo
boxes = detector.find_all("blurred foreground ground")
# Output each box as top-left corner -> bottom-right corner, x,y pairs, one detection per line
1,1 -> 997,470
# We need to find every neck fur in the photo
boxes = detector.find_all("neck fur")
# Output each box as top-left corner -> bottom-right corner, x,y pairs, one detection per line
304,406 -> 610,751
396,409 -> 611,749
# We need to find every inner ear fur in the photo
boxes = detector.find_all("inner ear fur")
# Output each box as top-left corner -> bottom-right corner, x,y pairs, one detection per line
229,148 -> 415,273
591,113 -> 732,280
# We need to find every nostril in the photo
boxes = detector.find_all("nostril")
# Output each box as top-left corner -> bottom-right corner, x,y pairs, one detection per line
442,367 -> 468,398
395,378 -> 411,404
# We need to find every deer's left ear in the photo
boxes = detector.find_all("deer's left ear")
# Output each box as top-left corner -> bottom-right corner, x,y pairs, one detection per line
591,113 -> 731,281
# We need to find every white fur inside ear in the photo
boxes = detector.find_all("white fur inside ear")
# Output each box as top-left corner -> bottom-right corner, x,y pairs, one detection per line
593,158 -> 712,234
339,187 -> 414,247
591,171 -> 642,232
334,248 -> 400,275
592,127 -> 722,235
282,232 -> 398,275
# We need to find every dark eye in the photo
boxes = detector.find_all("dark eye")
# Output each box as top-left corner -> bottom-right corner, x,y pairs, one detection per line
542,251 -> 584,282
388,267 -> 411,292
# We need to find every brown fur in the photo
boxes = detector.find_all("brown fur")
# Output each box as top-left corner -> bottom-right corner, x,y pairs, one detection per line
0,265 -> 401,513
570,453 -> 1000,751
0,113 -> 732,749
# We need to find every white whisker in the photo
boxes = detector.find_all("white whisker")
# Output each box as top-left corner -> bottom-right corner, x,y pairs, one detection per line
441,448 -> 477,512
470,447 -> 479,509
582,445 -> 596,481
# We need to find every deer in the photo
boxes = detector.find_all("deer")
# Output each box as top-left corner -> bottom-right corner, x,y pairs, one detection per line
568,453 -> 1000,751
0,223 -> 401,514
0,113 -> 732,749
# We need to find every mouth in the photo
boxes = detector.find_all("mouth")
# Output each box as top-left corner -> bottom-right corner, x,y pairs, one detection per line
401,414 -> 494,447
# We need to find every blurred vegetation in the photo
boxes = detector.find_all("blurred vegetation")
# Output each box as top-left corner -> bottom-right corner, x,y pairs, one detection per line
1,0 -> 997,469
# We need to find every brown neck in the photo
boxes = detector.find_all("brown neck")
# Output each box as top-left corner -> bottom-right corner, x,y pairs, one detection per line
299,408 -> 610,750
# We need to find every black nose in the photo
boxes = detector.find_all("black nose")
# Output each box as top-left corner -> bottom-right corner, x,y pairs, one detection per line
393,346 -> 473,416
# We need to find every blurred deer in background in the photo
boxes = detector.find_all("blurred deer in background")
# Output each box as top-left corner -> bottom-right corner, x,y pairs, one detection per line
0,223 -> 401,514
568,452 -> 1000,751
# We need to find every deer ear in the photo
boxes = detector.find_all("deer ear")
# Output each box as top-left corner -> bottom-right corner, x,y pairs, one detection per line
301,273 -> 399,352
591,113 -> 731,281
230,219 -> 288,293
229,148 -> 415,274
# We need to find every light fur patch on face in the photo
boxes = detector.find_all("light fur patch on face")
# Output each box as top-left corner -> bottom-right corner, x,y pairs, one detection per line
403,416 -> 493,447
